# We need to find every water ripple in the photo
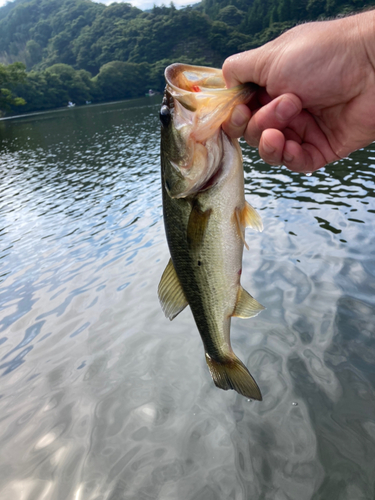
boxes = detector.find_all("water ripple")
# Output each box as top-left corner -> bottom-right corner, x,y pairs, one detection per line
0,100 -> 375,499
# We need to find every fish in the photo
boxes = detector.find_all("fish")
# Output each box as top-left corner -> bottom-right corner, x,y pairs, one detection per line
158,63 -> 265,400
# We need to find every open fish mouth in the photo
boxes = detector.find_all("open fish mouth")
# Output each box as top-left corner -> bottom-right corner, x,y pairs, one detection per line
165,64 -> 227,94
165,63 -> 256,143
162,64 -> 257,199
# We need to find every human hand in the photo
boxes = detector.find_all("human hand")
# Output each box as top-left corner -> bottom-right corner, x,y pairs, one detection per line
222,11 -> 375,172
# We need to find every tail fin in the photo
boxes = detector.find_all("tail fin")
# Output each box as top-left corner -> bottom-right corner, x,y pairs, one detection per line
205,353 -> 262,400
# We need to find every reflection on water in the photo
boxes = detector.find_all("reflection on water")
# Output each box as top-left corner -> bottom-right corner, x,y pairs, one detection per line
0,99 -> 375,500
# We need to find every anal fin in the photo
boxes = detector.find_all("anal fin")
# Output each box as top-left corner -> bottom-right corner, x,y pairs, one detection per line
158,258 -> 188,320
232,286 -> 265,318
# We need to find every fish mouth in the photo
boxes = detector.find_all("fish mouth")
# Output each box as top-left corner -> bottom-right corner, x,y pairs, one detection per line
165,64 -> 227,95
165,63 -> 256,144
163,64 -> 256,199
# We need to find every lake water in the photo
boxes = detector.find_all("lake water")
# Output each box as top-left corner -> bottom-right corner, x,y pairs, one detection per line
0,97 -> 375,500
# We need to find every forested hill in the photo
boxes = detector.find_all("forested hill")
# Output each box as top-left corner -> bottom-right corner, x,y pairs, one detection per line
1,0 -> 374,73
0,0 -> 374,115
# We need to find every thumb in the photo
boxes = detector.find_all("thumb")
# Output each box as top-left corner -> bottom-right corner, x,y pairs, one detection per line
222,48 -> 267,89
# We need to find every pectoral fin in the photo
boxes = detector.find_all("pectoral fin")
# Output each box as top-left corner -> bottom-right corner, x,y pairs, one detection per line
232,287 -> 265,318
187,204 -> 212,250
234,208 -> 249,250
158,259 -> 188,320
242,201 -> 263,232
234,202 -> 263,251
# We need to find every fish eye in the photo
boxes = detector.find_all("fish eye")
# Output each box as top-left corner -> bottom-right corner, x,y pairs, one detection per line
160,105 -> 171,128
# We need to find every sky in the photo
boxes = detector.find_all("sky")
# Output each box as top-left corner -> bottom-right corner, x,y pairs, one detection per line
0,0 -> 201,11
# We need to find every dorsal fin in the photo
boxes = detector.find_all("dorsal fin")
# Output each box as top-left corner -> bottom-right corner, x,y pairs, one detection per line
232,286 -> 265,318
158,259 -> 188,320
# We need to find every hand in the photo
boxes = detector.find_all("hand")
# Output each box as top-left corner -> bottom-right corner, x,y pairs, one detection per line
222,11 -> 375,172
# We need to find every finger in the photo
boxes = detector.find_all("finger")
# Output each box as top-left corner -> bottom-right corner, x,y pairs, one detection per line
283,112 -> 339,170
222,104 -> 252,139
222,49 -> 266,88
283,127 -> 302,144
282,140 -> 331,173
259,129 -> 285,165
258,115 -> 338,172
244,93 -> 302,147
259,131 -> 328,172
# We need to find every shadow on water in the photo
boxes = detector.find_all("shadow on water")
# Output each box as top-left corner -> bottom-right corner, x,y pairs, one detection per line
0,98 -> 375,499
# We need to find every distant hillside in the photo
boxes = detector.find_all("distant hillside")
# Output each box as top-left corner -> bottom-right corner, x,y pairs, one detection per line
1,0 -> 374,73
0,0 -> 374,115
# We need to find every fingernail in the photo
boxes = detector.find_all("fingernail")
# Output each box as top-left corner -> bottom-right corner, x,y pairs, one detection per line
263,139 -> 275,155
231,106 -> 248,127
283,152 -> 294,163
276,98 -> 299,122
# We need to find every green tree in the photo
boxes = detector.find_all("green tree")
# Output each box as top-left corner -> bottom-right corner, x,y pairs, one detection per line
29,20 -> 52,46
0,62 -> 27,115
217,5 -> 245,27
278,0 -> 292,22
306,0 -> 327,18
93,61 -> 149,101
269,6 -> 280,26
25,40 -> 43,68
46,63 -> 93,104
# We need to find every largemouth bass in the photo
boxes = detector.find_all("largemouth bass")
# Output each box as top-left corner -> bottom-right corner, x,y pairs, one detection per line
158,64 -> 264,400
